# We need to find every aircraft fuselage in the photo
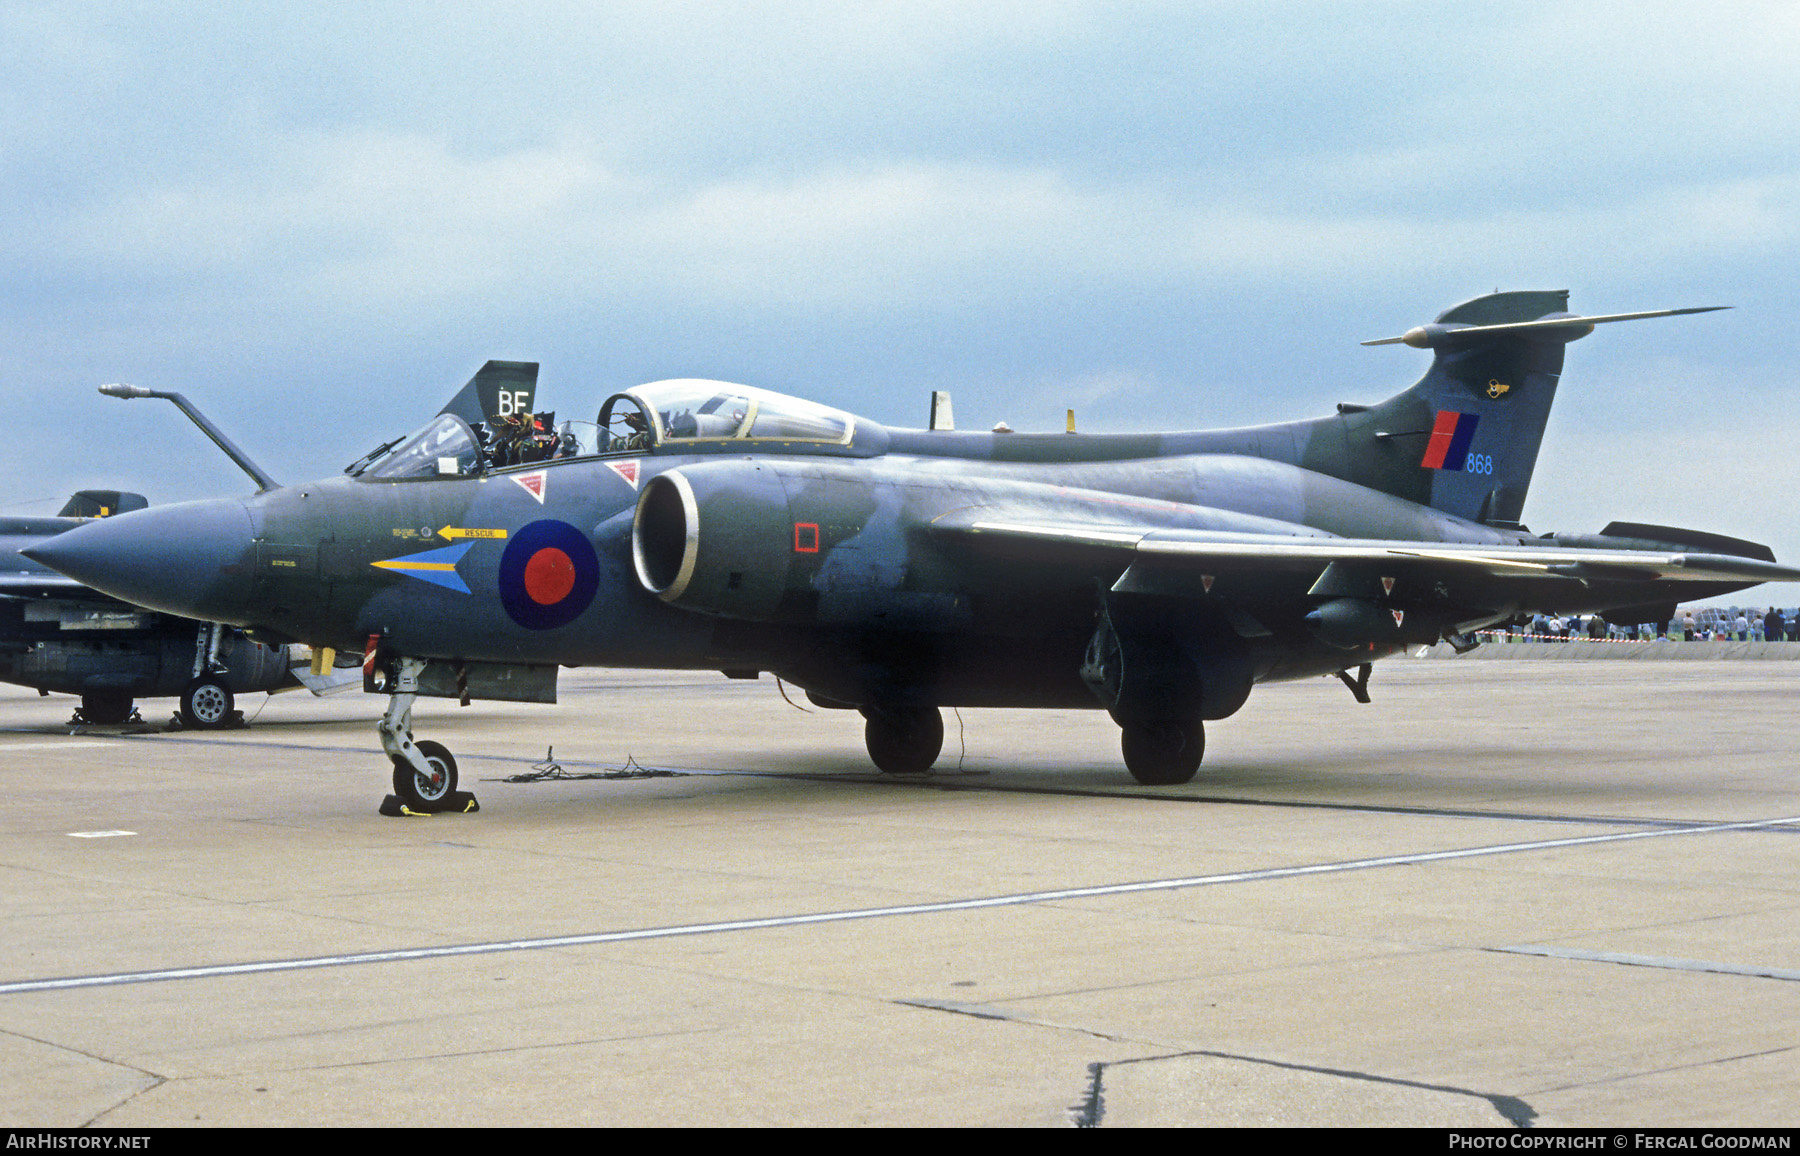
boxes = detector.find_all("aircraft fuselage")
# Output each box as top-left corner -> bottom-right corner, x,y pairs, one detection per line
43,438 -> 1740,713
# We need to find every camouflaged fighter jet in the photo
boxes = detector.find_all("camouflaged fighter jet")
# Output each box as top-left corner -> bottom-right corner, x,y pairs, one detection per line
25,291 -> 1800,810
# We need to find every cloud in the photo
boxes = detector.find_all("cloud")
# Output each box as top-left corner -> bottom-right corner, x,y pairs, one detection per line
22,123 -> 1798,336
3,0 -> 1798,604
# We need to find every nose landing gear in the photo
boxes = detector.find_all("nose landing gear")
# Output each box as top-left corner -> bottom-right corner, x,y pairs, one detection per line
394,739 -> 459,809
377,657 -> 477,815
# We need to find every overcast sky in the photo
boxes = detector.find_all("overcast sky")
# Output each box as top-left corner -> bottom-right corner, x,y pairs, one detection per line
5,1 -> 1797,603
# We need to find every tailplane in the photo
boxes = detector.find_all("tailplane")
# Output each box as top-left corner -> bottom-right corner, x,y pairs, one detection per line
57,490 -> 148,519
1336,293 -> 1724,527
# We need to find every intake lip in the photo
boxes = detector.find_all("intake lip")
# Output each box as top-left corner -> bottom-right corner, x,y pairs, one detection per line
632,471 -> 699,601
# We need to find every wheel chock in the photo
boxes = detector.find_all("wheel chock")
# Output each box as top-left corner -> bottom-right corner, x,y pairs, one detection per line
378,791 -> 480,818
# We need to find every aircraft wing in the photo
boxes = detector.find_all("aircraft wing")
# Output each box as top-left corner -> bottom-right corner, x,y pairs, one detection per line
947,521 -> 1800,586
0,571 -> 104,600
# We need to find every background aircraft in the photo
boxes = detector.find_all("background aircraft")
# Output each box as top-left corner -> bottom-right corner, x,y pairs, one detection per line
1,361 -> 539,727
1,489 -> 301,726
27,292 -> 1799,808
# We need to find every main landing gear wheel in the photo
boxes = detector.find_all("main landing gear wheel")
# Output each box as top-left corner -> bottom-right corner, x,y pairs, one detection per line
180,675 -> 235,729
79,692 -> 134,725
862,705 -> 944,775
392,739 -> 458,810
1121,719 -> 1204,785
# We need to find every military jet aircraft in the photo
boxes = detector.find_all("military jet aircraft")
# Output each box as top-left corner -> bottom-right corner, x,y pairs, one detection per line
1,361 -> 540,727
26,292 -> 1799,809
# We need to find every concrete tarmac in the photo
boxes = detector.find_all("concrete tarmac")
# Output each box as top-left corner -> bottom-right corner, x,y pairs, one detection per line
0,660 -> 1795,1127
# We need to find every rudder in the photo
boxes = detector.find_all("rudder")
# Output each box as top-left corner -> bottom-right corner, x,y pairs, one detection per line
439,360 -> 539,429
1334,293 -> 1725,528
1384,290 -> 1570,526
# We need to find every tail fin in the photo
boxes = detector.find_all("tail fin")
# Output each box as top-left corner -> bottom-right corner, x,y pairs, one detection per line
57,490 -> 148,519
438,360 -> 539,428
1339,292 -> 1723,527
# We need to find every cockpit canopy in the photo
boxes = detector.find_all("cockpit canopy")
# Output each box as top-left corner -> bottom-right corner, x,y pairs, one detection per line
596,380 -> 855,453
349,379 -> 871,479
354,413 -> 484,479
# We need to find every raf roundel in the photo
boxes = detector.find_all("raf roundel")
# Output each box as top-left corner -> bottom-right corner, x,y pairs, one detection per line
498,520 -> 600,630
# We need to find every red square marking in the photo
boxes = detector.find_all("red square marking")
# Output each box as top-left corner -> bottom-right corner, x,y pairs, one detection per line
794,523 -> 820,553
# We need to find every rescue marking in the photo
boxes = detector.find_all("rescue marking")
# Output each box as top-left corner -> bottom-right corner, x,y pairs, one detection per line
511,471 -> 548,503
4,815 -> 1795,996
437,526 -> 508,541
370,543 -> 473,594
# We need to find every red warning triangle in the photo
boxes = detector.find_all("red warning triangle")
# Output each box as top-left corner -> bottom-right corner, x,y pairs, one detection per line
606,459 -> 641,489
512,471 -> 547,504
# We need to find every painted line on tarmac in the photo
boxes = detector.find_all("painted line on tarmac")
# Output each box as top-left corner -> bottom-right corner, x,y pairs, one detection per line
3,814 -> 1797,997
123,733 -> 1772,833
0,740 -> 120,751
1490,944 -> 1800,982
678,768 -> 1762,831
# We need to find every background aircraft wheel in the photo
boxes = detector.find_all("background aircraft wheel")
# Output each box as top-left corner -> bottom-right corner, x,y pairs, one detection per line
1121,719 -> 1203,785
392,740 -> 458,809
180,675 -> 235,729
78,692 -> 134,725
862,706 -> 944,774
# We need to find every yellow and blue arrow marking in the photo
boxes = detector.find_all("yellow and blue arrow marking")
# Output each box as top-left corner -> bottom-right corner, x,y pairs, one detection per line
371,542 -> 473,593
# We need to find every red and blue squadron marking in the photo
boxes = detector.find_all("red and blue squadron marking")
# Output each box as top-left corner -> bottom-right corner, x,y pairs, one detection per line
1420,410 -> 1480,471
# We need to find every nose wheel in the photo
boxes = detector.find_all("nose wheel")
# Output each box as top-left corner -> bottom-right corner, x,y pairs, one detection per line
392,739 -> 459,809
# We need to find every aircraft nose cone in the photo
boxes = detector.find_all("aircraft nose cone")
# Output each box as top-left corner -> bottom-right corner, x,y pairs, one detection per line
21,498 -> 257,622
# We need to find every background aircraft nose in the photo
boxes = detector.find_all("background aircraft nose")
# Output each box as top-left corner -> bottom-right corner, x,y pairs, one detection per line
22,498 -> 258,623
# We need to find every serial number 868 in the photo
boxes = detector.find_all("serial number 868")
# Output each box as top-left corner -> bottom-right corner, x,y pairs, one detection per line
1465,453 -> 1494,474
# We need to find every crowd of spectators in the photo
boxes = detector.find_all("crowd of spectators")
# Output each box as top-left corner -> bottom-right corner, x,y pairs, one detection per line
1478,606 -> 1800,643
